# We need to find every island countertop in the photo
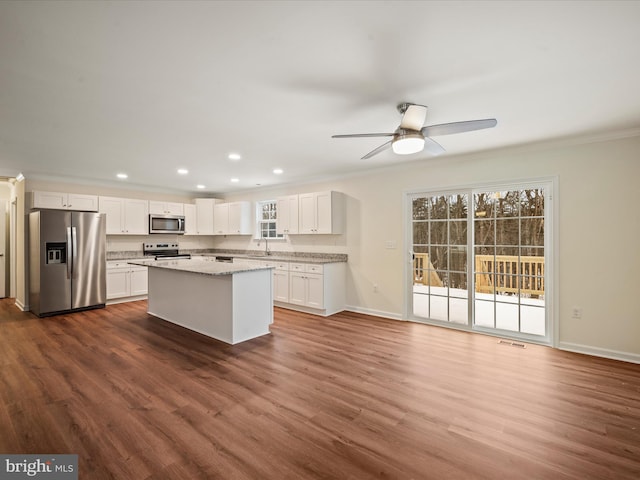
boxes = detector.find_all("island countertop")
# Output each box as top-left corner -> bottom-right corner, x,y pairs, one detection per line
136,257 -> 274,345
128,257 -> 274,276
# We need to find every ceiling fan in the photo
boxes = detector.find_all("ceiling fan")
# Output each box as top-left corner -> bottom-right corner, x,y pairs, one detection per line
332,103 -> 497,159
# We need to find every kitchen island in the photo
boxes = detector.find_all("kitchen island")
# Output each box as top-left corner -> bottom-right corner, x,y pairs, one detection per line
128,258 -> 274,345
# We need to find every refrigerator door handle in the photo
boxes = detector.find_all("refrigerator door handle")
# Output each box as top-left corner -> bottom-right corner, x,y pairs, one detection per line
71,226 -> 78,278
66,227 -> 72,279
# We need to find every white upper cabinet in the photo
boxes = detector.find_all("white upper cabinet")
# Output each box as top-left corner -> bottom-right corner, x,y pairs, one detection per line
149,201 -> 184,215
184,199 -> 218,235
213,201 -> 251,235
30,191 -> 98,212
195,198 -> 217,235
276,195 -> 299,235
298,191 -> 343,234
213,203 -> 229,235
183,203 -> 197,235
99,196 -> 149,235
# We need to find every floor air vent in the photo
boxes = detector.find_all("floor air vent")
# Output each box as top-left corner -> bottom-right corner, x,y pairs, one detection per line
498,340 -> 526,348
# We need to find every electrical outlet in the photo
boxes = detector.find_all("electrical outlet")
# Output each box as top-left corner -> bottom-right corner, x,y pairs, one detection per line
571,307 -> 582,319
385,240 -> 397,249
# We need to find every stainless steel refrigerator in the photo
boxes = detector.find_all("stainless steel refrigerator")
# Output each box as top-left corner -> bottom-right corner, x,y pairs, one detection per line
29,210 -> 106,317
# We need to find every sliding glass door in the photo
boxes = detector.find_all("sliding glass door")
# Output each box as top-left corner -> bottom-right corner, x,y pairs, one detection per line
408,181 -> 551,344
412,194 -> 469,325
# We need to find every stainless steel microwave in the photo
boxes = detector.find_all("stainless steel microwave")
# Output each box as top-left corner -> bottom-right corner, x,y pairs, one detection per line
149,214 -> 185,234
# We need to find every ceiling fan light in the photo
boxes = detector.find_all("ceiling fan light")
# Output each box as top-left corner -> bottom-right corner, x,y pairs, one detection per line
392,134 -> 425,155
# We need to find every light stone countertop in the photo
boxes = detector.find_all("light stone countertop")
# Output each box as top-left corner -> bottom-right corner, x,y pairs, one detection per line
108,250 -> 347,264
194,253 -> 346,264
128,257 -> 274,276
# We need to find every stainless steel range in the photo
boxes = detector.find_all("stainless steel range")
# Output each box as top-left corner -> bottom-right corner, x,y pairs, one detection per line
143,243 -> 191,260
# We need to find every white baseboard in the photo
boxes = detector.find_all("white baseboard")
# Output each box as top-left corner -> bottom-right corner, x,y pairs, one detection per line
342,308 -> 640,365
344,305 -> 404,321
15,299 -> 28,311
106,295 -> 148,306
558,342 -> 640,365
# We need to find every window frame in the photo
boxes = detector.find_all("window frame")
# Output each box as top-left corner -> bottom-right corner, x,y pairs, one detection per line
404,177 -> 557,347
255,199 -> 284,240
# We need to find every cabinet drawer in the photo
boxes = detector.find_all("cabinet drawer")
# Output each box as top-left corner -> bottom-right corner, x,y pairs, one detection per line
306,264 -> 324,274
275,262 -> 289,271
290,263 -> 323,273
107,261 -> 130,270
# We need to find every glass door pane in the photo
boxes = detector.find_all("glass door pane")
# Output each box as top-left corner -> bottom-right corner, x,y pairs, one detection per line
472,188 -> 546,337
411,193 -> 469,324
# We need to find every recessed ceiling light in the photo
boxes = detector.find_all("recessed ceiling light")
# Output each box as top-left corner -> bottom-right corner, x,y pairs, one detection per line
273,168 -> 283,175
177,168 -> 189,175
196,184 -> 205,189
230,178 -> 239,183
228,153 -> 241,160
117,173 -> 128,179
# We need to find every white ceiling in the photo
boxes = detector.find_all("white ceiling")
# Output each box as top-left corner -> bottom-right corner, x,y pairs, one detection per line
1,1 -> 640,194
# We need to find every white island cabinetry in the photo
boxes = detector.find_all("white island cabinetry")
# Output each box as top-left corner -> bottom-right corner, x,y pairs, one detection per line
129,258 -> 273,345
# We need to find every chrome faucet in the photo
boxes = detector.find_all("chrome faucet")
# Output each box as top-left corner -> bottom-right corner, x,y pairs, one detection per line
264,236 -> 270,256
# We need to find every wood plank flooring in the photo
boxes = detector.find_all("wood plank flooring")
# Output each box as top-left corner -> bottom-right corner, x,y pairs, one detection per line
0,298 -> 639,479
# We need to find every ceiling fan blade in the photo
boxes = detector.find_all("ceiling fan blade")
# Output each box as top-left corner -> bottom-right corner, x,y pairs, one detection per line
332,133 -> 394,138
421,118 -> 497,137
423,136 -> 446,156
400,104 -> 427,131
362,140 -> 392,159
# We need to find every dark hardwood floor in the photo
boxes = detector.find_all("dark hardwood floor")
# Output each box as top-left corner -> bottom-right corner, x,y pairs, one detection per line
0,298 -> 639,479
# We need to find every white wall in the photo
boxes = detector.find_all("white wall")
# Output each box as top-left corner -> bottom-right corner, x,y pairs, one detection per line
16,133 -> 640,361
220,133 -> 640,361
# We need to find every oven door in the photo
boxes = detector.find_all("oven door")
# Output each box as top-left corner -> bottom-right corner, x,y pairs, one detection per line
149,215 -> 185,234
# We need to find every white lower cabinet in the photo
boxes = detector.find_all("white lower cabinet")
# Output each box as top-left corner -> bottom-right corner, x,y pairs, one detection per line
107,261 -> 148,303
220,257 -> 347,316
220,257 -> 345,316
289,264 -> 324,309
280,261 -> 345,316
273,263 -> 290,303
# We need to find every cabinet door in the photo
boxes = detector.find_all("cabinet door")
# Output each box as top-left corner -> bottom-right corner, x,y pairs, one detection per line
99,197 -> 125,234
298,193 -> 317,234
166,202 -> 184,215
213,203 -> 229,234
183,204 -> 197,235
195,199 -> 215,234
32,191 -> 68,210
273,270 -> 289,302
107,269 -> 130,299
228,202 -> 250,234
67,193 -> 98,212
306,273 -> 324,309
130,267 -> 148,296
288,272 -> 307,306
315,191 -> 333,234
123,199 -> 149,234
148,201 -> 166,215
277,195 -> 299,235
149,201 -> 182,215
